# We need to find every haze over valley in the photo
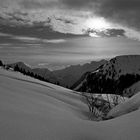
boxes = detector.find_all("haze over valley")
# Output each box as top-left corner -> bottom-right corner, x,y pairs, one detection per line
0,37 -> 140,70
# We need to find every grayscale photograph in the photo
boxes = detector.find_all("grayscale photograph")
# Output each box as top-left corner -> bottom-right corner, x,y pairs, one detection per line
0,0 -> 140,140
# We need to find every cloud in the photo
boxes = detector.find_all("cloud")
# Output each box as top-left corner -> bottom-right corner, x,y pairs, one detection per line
20,0 -> 59,9
6,12 -> 29,23
95,0 -> 140,31
0,32 -> 12,36
84,28 -> 126,37
0,0 -> 140,40
12,36 -> 39,42
60,0 -> 95,9
55,17 -> 76,25
59,0 -> 140,31
43,39 -> 66,43
12,35 -> 66,43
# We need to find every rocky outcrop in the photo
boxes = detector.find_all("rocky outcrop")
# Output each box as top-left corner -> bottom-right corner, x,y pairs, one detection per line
82,92 -> 127,120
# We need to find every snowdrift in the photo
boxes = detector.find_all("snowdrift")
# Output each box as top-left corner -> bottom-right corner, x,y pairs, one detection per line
1,68 -> 140,140
107,92 -> 140,118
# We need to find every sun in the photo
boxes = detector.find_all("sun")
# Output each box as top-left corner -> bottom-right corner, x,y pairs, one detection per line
85,17 -> 111,30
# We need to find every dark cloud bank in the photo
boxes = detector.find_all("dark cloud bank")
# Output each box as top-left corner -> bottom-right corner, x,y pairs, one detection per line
61,0 -> 140,30
1,0 -> 140,30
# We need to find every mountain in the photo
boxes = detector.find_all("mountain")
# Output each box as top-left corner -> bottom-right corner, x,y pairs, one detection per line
7,62 -> 32,72
7,62 -> 55,83
6,60 -> 107,88
6,61 -> 128,119
1,65 -> 140,140
33,68 -> 57,83
74,55 -> 140,97
53,60 -> 107,88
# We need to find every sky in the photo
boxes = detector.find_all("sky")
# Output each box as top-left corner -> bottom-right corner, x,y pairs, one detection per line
0,0 -> 140,39
0,0 -> 140,69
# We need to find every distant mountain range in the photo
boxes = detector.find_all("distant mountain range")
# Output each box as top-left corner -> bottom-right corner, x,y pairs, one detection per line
53,60 -> 107,87
5,59 -> 107,88
74,55 -> 140,97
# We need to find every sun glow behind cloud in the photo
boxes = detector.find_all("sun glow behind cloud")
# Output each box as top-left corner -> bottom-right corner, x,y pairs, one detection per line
85,17 -> 111,30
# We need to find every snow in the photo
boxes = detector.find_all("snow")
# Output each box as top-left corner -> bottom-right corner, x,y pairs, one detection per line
107,92 -> 140,118
123,81 -> 140,97
1,68 -> 140,140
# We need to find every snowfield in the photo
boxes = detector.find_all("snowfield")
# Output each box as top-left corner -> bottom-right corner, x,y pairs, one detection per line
0,68 -> 140,140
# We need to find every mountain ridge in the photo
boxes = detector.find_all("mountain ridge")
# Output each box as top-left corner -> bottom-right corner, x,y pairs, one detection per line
74,55 -> 140,97
5,59 -> 107,87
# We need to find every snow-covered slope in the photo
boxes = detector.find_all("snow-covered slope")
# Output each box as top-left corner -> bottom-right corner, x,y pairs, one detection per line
1,68 -> 140,140
123,81 -> 140,97
107,92 -> 140,118
7,62 -> 57,83
75,55 -> 140,96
